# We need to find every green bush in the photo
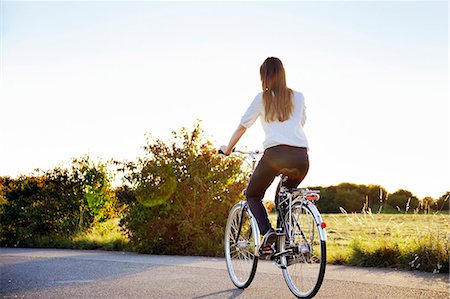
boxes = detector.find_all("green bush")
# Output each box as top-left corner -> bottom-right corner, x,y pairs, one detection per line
0,173 -> 81,246
117,123 -> 246,256
0,157 -> 115,247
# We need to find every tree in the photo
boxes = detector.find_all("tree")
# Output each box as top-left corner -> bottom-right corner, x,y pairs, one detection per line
432,192 -> 449,213
420,196 -> 435,214
385,189 -> 419,213
365,185 -> 388,212
314,185 -> 339,213
334,183 -> 364,212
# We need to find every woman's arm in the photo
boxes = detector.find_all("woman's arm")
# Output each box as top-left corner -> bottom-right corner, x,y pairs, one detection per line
220,94 -> 261,155
221,125 -> 247,155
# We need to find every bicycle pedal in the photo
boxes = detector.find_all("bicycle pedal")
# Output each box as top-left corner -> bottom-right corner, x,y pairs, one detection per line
259,248 -> 274,255
258,246 -> 275,259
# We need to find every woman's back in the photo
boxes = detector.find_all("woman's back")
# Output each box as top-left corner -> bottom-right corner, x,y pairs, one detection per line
240,90 -> 308,150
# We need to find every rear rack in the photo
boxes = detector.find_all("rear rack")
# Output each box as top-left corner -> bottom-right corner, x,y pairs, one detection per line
280,188 -> 321,201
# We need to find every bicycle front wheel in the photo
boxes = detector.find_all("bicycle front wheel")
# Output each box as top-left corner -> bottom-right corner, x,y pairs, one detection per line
281,202 -> 326,298
224,202 -> 258,289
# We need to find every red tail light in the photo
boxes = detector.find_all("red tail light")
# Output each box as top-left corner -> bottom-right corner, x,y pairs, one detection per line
306,194 -> 319,201
321,222 -> 327,229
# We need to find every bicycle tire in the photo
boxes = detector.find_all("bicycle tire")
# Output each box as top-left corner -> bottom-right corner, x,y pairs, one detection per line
281,202 -> 326,298
224,202 -> 258,289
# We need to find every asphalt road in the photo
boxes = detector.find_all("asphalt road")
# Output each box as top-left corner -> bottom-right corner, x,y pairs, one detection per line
0,248 -> 448,298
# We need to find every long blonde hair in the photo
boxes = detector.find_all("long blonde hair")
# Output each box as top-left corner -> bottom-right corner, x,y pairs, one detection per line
260,57 -> 293,122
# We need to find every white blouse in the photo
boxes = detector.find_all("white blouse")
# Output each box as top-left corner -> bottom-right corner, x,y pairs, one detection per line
239,90 -> 309,150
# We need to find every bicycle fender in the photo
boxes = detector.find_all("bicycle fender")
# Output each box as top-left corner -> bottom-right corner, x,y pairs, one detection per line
306,203 -> 327,241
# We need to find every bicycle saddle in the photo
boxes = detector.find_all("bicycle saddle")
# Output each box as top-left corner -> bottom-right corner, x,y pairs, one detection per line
279,168 -> 302,179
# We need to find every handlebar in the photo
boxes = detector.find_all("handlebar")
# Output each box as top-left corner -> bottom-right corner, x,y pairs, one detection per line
218,148 -> 262,172
218,148 -> 228,155
233,149 -> 261,155
218,148 -> 261,156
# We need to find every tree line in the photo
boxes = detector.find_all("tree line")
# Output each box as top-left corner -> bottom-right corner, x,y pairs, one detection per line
311,183 -> 449,214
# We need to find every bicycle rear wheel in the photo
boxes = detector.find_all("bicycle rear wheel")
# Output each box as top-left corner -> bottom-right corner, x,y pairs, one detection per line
281,202 -> 326,298
224,202 -> 258,289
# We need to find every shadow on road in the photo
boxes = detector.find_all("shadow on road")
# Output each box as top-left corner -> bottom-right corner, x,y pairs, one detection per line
0,250 -> 160,297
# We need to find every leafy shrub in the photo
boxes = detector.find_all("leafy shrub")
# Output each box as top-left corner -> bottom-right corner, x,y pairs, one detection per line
69,157 -> 118,224
0,157 -> 115,247
117,123 -> 246,256
1,173 -> 80,246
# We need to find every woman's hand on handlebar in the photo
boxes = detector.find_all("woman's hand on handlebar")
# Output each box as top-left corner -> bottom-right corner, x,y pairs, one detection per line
219,145 -> 231,156
220,125 -> 246,157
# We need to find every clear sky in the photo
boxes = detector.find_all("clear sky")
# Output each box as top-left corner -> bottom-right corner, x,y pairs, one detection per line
1,0 -> 448,199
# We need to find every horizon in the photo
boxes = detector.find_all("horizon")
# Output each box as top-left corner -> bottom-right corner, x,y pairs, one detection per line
1,1 -> 448,199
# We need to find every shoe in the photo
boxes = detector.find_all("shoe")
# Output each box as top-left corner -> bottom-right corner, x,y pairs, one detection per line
262,229 -> 277,246
259,229 -> 277,257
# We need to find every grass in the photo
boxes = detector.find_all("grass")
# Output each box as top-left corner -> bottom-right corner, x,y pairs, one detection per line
70,218 -> 130,251
270,211 -> 450,273
22,218 -> 130,251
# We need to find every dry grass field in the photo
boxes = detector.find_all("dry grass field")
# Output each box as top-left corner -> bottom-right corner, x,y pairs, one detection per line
270,211 -> 449,273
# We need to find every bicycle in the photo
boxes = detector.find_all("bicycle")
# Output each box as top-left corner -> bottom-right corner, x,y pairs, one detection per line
223,149 -> 327,299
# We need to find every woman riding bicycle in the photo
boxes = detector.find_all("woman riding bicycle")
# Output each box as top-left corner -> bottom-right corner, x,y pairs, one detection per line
220,57 -> 309,252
